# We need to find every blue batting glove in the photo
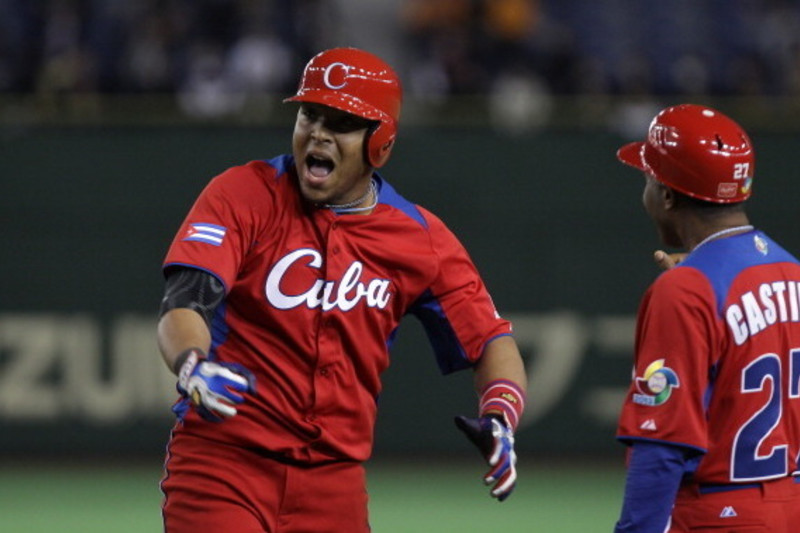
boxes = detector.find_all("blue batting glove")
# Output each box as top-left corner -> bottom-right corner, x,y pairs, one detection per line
455,415 -> 518,501
176,349 -> 256,422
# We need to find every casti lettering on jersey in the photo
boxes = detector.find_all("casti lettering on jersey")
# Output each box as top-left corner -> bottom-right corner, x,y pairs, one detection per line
725,280 -> 800,345
265,248 -> 392,311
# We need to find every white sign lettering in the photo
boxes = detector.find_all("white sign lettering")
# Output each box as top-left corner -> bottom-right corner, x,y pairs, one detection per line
0,314 -> 174,421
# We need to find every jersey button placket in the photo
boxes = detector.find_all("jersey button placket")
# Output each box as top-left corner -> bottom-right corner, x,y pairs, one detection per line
311,220 -> 341,424
318,221 -> 340,380
307,314 -> 328,427
329,218 -> 340,255
314,315 -> 339,421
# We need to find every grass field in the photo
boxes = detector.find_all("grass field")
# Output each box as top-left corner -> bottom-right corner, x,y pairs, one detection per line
0,457 -> 625,532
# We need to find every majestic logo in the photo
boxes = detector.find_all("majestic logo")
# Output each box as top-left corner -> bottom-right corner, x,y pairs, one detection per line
639,419 -> 657,431
265,248 -> 391,312
632,359 -> 680,406
323,62 -> 350,89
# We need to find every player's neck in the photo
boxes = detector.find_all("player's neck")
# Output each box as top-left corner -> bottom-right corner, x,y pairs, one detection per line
322,178 -> 378,215
687,218 -> 753,251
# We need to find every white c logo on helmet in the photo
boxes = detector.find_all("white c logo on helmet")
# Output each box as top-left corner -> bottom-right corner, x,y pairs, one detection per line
323,62 -> 349,89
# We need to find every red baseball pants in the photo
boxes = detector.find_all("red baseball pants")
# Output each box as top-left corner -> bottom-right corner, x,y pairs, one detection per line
161,432 -> 370,532
670,476 -> 800,532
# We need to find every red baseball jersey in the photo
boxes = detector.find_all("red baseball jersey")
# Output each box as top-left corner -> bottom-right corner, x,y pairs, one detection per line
618,230 -> 800,484
163,155 -> 512,463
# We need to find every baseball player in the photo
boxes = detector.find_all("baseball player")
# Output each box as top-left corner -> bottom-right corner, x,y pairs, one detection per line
614,104 -> 800,532
157,47 -> 527,532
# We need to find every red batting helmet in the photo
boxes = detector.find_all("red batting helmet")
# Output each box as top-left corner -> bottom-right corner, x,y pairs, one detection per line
284,47 -> 402,168
617,104 -> 755,203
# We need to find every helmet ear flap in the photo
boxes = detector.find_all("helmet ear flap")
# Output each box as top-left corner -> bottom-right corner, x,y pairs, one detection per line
365,120 -> 395,168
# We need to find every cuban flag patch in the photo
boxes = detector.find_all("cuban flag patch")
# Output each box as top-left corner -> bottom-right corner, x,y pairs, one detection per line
183,223 -> 227,246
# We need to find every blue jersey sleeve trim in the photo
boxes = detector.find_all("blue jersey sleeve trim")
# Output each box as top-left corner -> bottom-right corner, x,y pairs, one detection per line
485,332 -> 513,347
408,289 -> 471,374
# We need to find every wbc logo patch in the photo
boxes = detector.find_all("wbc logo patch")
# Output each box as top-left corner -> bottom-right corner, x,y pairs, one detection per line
632,359 -> 680,406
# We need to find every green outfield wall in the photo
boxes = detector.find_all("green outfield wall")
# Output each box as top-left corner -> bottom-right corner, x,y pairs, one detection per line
1,125 -> 797,458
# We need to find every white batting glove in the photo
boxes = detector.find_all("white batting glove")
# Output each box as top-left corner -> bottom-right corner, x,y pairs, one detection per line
455,414 -> 518,501
176,349 -> 256,422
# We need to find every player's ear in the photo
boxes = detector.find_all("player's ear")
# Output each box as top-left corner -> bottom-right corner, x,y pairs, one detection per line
661,184 -> 678,210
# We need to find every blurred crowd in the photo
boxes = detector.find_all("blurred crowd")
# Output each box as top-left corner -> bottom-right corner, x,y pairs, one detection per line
402,0 -> 800,98
401,0 -> 800,133
0,0 -> 336,117
1,0 -> 800,123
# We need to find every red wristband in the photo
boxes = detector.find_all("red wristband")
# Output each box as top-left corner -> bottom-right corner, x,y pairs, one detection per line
479,379 -> 525,431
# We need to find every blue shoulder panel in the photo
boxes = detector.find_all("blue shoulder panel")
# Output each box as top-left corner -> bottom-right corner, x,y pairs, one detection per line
680,231 -> 797,315
263,154 -> 294,178
374,174 -> 429,229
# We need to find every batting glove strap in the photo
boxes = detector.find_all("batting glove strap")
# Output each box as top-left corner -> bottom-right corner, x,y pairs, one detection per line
176,348 -> 256,423
455,415 -> 518,502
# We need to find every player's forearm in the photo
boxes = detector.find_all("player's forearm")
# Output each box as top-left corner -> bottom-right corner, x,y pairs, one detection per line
157,308 -> 212,375
457,335 -> 526,501
474,335 -> 527,393
473,335 -> 527,428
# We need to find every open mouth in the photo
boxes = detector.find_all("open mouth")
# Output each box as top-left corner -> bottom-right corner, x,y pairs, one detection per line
306,154 -> 335,178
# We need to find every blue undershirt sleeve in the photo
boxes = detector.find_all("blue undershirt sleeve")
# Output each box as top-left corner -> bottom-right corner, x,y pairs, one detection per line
614,441 -> 696,533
